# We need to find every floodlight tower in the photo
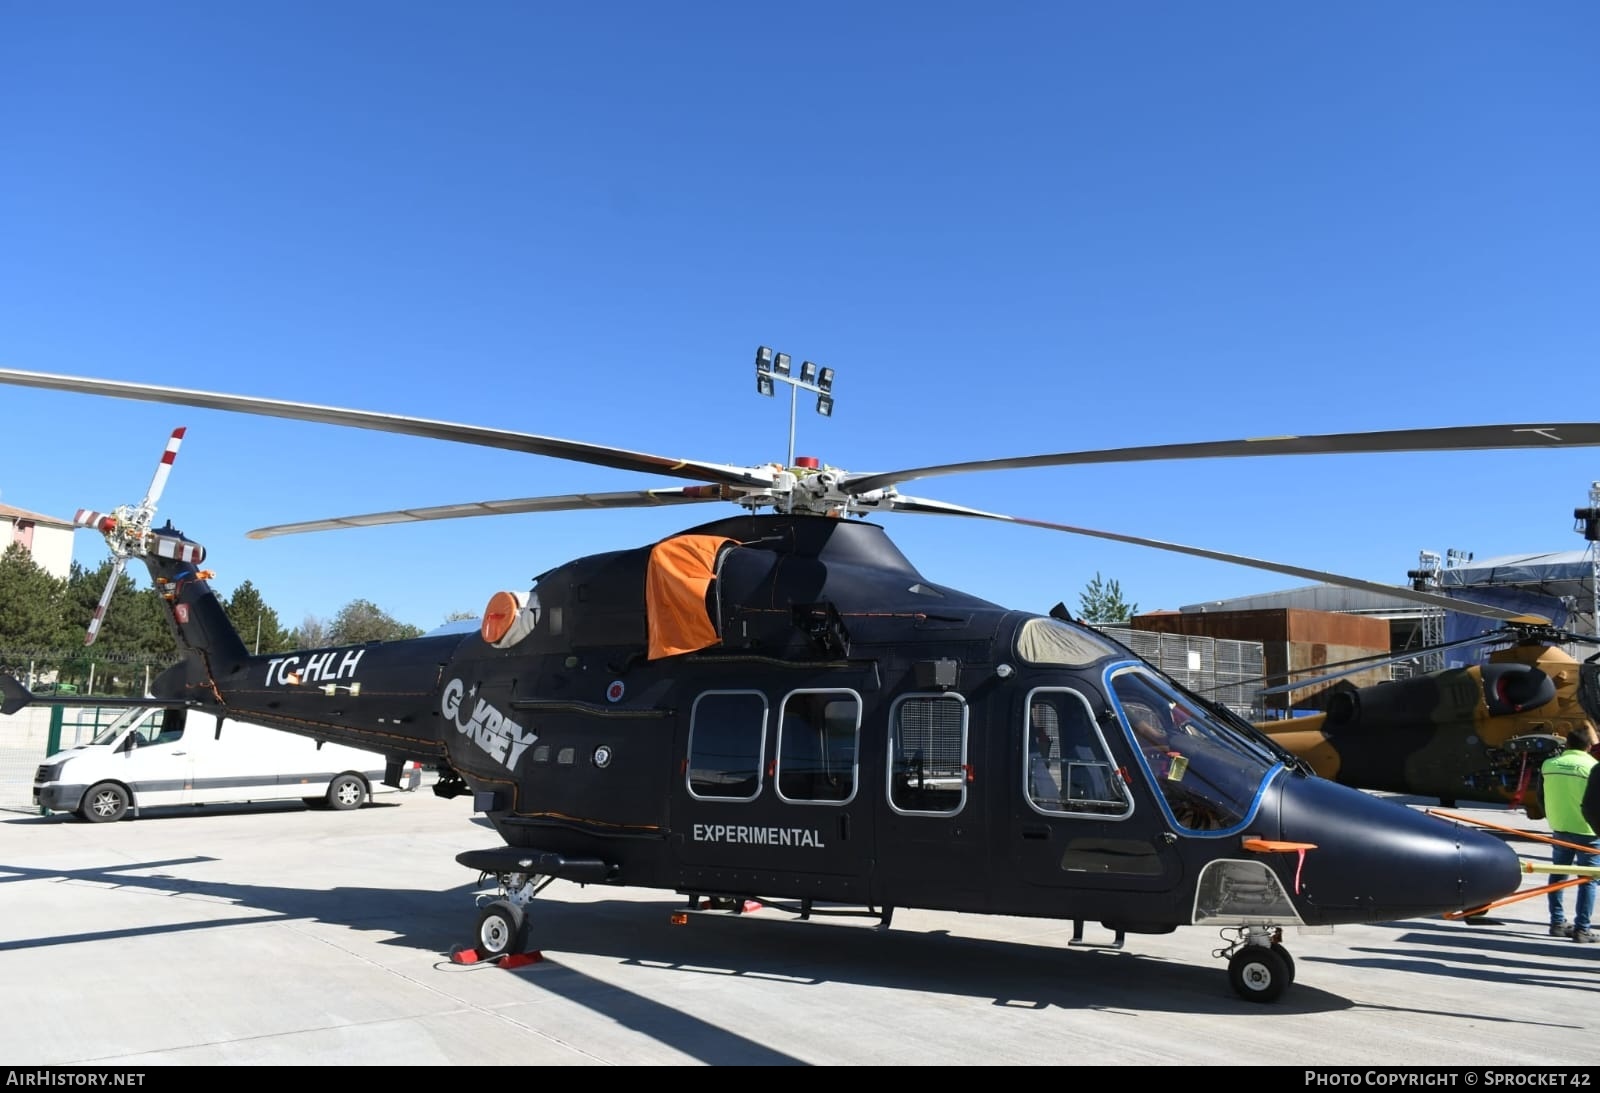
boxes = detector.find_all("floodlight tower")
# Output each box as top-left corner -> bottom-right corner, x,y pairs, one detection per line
753,346 -> 835,467
1407,550 -> 1445,672
1576,482 -> 1600,636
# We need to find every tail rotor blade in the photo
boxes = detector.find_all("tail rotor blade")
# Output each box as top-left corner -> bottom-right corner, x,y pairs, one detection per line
139,427 -> 186,510
85,559 -> 125,646
74,508 -> 116,533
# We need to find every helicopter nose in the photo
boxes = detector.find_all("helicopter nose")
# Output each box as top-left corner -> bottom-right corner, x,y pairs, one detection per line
1271,774 -> 1522,924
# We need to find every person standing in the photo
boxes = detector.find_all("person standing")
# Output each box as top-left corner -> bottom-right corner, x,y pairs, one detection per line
1541,728 -> 1600,942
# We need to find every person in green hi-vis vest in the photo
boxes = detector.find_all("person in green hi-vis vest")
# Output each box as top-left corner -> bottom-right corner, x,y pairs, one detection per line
1542,727 -> 1599,942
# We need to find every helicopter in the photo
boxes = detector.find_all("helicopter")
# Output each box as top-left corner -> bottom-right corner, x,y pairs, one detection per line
5,356 -> 1600,1004
1246,622 -> 1600,820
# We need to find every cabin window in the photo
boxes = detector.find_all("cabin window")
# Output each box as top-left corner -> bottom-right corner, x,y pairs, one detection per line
1026,688 -> 1131,817
776,689 -> 861,804
687,690 -> 768,801
889,693 -> 967,815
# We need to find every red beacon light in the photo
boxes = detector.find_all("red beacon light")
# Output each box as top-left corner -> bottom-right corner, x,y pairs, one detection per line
794,456 -> 820,470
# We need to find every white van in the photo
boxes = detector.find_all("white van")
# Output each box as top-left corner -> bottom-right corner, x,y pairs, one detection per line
32,704 -> 422,822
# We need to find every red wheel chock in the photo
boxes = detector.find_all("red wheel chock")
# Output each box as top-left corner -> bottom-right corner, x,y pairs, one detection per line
450,945 -> 543,968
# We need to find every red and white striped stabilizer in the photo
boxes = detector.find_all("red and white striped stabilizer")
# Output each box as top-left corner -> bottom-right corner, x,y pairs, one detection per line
151,535 -> 205,564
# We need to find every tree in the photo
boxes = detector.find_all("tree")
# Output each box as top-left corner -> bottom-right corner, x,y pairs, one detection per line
59,560 -> 175,655
1078,572 -> 1138,623
329,599 -> 424,644
50,559 -> 177,694
0,543 -> 66,658
224,579 -> 293,654
295,614 -> 330,648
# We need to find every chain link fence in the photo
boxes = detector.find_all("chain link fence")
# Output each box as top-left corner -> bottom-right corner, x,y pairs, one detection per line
1096,626 -> 1266,719
0,706 -> 133,813
1,648 -> 175,813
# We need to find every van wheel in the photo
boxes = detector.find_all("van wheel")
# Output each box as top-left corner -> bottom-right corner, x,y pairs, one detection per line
326,774 -> 366,811
80,782 -> 130,823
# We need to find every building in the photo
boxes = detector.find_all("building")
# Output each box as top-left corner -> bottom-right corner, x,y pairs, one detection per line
1,503 -> 75,580
1144,547 -> 1599,708
1127,606 -> 1391,716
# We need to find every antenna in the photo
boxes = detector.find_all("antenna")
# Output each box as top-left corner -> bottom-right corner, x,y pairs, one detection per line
753,346 -> 835,467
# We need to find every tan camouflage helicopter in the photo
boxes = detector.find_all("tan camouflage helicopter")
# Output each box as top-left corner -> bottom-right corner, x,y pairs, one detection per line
1249,621 -> 1600,820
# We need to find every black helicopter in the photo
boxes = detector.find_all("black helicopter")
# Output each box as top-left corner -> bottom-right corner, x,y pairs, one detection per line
6,355 -> 1600,1004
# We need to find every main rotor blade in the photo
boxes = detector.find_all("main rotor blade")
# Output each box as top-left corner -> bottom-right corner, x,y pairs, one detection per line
844,423 -> 1600,495
887,493 -> 1548,624
85,559 -> 125,646
140,426 -> 186,509
247,486 -> 729,539
0,369 -> 775,491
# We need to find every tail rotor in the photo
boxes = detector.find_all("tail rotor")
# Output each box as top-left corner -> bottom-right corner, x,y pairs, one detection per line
75,427 -> 204,646
84,559 -> 127,646
140,426 -> 184,510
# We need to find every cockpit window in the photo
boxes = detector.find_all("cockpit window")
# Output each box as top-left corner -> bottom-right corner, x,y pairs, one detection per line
1016,617 -> 1122,667
1026,688 -> 1131,817
1111,667 -> 1276,833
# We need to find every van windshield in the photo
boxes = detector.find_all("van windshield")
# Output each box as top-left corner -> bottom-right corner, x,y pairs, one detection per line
89,707 -> 185,747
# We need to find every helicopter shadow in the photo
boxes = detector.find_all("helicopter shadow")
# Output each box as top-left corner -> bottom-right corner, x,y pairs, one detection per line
0,833 -> 1361,1022
1287,912 -> 1600,1028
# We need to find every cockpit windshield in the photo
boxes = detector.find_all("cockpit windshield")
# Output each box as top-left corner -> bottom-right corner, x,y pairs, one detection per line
1110,667 -> 1279,833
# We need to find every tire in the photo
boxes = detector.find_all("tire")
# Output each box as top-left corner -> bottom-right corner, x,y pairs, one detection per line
80,782 -> 130,823
325,774 -> 366,812
1228,944 -> 1291,1003
1274,944 -> 1296,985
476,900 -> 528,959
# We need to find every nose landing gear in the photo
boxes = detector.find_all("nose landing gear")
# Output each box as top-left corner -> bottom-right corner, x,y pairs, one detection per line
1218,926 -> 1296,1003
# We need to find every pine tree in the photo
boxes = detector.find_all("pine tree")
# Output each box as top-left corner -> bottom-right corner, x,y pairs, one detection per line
1078,572 -> 1138,623
0,543 -> 66,659
224,579 -> 293,654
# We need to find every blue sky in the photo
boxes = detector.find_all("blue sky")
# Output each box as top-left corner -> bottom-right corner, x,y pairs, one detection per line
2,3 -> 1597,634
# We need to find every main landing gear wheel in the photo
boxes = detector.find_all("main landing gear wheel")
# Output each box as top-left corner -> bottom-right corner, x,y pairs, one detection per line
1228,944 -> 1292,1003
475,900 -> 529,960
80,782 -> 130,823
